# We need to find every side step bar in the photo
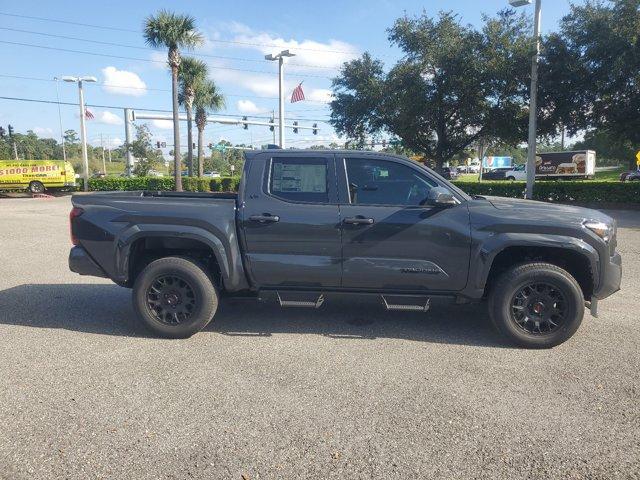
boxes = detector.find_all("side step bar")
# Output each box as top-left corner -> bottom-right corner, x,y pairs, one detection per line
276,292 -> 325,308
381,295 -> 431,312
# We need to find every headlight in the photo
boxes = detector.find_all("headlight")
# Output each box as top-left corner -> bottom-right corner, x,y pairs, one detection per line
583,220 -> 612,242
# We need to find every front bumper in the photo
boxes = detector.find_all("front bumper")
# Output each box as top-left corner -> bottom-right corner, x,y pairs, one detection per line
593,252 -> 622,300
69,246 -> 108,278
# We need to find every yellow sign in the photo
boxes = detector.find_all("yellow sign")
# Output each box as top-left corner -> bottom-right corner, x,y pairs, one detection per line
636,150 -> 640,166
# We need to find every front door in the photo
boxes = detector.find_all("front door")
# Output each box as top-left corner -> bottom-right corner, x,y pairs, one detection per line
240,153 -> 342,288
339,156 -> 471,292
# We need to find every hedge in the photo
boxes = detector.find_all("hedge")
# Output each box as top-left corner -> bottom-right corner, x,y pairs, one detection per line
74,177 -> 640,204
452,180 -> 640,204
76,176 -> 241,193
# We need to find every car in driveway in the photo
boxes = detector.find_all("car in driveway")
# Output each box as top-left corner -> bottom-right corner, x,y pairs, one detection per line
68,149 -> 622,348
436,166 -> 459,180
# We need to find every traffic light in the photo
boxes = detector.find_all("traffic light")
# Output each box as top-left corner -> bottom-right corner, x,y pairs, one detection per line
193,142 -> 196,149
8,125 -> 14,137
0,126 -> 5,139
208,143 -> 213,149
269,117 -> 274,132
242,116 -> 248,130
312,123 -> 318,135
293,121 -> 298,134
156,141 -> 161,148
382,139 -> 386,148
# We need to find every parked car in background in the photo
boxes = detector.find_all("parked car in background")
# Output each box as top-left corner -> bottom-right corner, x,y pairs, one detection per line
203,171 -> 221,178
620,170 -> 640,182
147,170 -> 164,177
436,166 -> 459,180
482,167 -> 511,180
91,172 -> 106,179
0,160 -> 76,193
68,149 -> 622,348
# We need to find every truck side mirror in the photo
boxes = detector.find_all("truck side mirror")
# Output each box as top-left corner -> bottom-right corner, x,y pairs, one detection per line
425,187 -> 457,206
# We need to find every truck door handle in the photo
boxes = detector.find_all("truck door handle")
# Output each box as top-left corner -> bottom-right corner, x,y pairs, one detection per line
249,214 -> 280,223
343,216 -> 374,225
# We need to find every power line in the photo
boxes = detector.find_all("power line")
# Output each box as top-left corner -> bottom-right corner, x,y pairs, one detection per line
0,73 -> 332,104
0,11 -> 362,56
0,26 -> 341,71
0,40 -> 335,80
0,95 -> 331,122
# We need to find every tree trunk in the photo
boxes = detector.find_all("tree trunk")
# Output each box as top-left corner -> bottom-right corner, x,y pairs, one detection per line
170,56 -> 182,192
197,125 -> 205,177
186,102 -> 194,177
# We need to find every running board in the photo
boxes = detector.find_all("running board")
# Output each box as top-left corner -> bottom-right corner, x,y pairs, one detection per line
381,295 -> 431,312
276,292 -> 325,309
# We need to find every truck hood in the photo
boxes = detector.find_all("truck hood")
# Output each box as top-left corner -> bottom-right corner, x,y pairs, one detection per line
480,195 -> 612,226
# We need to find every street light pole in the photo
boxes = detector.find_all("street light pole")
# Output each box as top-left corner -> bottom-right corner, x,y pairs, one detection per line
265,50 -> 296,148
63,75 -> 96,192
510,0 -> 542,200
524,0 -> 542,200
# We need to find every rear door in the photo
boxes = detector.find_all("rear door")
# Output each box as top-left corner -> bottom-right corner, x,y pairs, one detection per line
240,152 -> 342,288
338,155 -> 471,292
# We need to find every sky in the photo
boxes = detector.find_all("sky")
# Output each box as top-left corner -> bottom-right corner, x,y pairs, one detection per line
0,0 -> 581,153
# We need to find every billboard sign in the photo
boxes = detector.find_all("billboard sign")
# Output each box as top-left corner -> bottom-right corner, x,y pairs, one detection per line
482,156 -> 512,169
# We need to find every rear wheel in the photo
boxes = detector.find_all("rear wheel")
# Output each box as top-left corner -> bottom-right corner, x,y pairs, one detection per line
132,256 -> 218,338
28,181 -> 45,193
507,176 -> 516,181
488,262 -> 584,348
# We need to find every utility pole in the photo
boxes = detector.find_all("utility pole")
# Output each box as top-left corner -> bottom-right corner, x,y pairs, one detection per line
53,77 -> 67,161
107,135 -> 112,162
265,50 -> 295,148
124,108 -> 134,177
100,133 -> 106,174
63,76 -> 96,191
13,141 -> 18,160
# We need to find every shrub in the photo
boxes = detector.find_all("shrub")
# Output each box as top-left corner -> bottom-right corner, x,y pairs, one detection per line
452,180 -> 640,204
76,176 -> 241,193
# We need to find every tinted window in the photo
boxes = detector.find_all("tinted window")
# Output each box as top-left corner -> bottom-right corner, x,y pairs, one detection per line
269,157 -> 328,203
345,158 -> 436,206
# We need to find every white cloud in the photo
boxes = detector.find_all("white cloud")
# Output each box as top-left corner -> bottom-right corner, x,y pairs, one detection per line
236,100 -> 262,114
306,88 -> 333,103
219,22 -> 360,71
101,66 -> 147,96
152,119 -> 174,130
32,127 -> 54,137
97,110 -> 123,125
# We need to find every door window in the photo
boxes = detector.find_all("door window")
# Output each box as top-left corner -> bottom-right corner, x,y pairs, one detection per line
269,157 -> 328,203
344,158 -> 436,206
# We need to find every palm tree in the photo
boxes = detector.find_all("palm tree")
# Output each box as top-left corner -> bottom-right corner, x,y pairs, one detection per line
194,80 -> 225,176
144,10 -> 203,191
178,57 -> 208,177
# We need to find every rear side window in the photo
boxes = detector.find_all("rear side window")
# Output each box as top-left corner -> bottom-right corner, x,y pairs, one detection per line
269,157 -> 328,203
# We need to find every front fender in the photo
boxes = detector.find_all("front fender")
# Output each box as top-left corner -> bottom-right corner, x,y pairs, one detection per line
469,232 -> 599,295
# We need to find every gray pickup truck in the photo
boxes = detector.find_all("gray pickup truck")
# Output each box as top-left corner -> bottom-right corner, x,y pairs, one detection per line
69,150 -> 622,348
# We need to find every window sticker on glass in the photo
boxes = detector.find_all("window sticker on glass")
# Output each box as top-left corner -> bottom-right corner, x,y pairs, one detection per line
272,162 -> 326,193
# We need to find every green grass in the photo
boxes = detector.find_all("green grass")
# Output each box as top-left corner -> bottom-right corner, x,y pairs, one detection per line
455,167 -> 626,183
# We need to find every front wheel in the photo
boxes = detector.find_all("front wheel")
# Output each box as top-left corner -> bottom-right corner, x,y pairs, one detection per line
29,181 -> 45,193
506,176 -> 516,181
132,256 -> 218,338
488,262 -> 584,348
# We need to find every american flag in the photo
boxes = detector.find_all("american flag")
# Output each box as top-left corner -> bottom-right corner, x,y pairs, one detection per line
290,82 -> 305,103
84,108 -> 94,120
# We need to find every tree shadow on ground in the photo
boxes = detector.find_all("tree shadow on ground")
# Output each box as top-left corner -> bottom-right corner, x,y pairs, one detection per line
0,283 -> 507,348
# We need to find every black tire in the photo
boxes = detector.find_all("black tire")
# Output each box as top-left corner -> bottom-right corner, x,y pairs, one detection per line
488,262 -> 584,348
132,256 -> 218,338
507,176 -> 516,181
29,181 -> 45,193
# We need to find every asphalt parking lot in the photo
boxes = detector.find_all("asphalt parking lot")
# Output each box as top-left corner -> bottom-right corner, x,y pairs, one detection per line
0,196 -> 638,479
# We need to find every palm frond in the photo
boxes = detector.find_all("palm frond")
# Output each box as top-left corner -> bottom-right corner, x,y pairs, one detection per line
143,10 -> 203,50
